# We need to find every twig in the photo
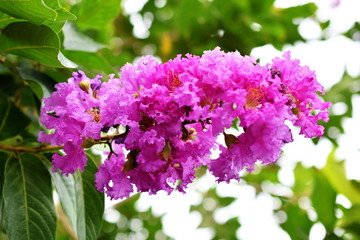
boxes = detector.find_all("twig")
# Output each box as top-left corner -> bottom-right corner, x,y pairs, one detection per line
0,131 -> 129,154
0,144 -> 63,153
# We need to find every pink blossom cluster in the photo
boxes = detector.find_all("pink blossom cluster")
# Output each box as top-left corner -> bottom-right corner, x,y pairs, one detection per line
39,48 -> 331,199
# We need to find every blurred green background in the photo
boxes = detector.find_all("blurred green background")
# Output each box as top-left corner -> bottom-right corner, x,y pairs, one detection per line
1,0 -> 360,239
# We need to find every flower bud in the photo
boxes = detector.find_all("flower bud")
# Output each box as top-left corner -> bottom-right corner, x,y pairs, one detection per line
79,80 -> 91,93
224,132 -> 239,149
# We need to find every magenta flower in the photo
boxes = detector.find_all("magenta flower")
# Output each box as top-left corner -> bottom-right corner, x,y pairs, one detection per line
38,71 -> 103,174
39,48 -> 331,199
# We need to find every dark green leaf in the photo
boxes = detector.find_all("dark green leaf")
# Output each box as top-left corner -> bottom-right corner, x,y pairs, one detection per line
26,81 -> 44,103
19,86 -> 38,112
0,22 -> 76,68
0,151 -> 10,232
74,155 -> 104,240
311,169 -> 337,231
0,95 -> 30,141
18,68 -> 57,100
0,73 -> 20,97
3,153 -> 56,240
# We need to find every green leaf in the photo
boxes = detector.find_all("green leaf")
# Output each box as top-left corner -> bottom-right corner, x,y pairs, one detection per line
18,67 -> 57,100
0,12 -> 22,29
0,22 -> 76,68
281,3 -> 317,19
293,162 -> 313,195
0,0 -> 75,27
231,117 -> 240,131
322,148 -> 360,205
74,155 -> 104,240
0,95 -> 31,141
48,153 -> 104,240
242,163 -> 280,186
0,0 -> 56,25
43,0 -> 77,22
311,169 -> 337,231
218,196 -> 236,207
42,0 -> 77,32
51,169 -> 77,233
71,0 -> 121,30
27,81 -> 44,101
63,22 -> 105,52
339,205 -> 360,229
3,154 -> 56,240
63,50 -> 114,74
0,73 -> 20,97
174,0 -> 204,38
213,217 -> 240,240
281,205 -> 312,240
39,153 -> 77,236
0,151 -> 10,232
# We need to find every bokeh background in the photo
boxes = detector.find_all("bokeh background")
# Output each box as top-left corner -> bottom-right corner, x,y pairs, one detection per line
1,0 -> 360,239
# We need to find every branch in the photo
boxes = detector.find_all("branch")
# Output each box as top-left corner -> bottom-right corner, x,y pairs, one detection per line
0,132 -> 128,154
0,144 -> 63,153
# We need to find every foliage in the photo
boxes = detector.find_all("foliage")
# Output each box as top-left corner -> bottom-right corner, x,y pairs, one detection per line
0,0 -> 359,239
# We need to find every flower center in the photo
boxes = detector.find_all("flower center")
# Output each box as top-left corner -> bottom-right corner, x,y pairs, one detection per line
245,88 -> 263,109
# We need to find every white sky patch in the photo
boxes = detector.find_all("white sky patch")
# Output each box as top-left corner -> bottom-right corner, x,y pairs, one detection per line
316,0 -> 360,35
274,0 -> 315,8
337,95 -> 360,180
121,0 -> 148,15
298,18 -> 323,40
275,0 -> 360,38
251,37 -> 356,91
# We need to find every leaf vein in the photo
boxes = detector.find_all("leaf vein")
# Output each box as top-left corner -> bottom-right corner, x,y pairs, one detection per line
19,157 -> 30,240
0,17 -> 15,22
0,45 -> 58,53
0,98 -> 10,136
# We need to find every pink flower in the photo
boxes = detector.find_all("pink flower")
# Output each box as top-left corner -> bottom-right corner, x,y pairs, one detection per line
40,48 -> 331,199
95,149 -> 133,200
52,140 -> 87,175
38,71 -> 104,174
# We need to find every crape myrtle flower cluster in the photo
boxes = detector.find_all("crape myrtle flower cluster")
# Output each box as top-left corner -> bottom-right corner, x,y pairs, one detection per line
39,48 -> 331,200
